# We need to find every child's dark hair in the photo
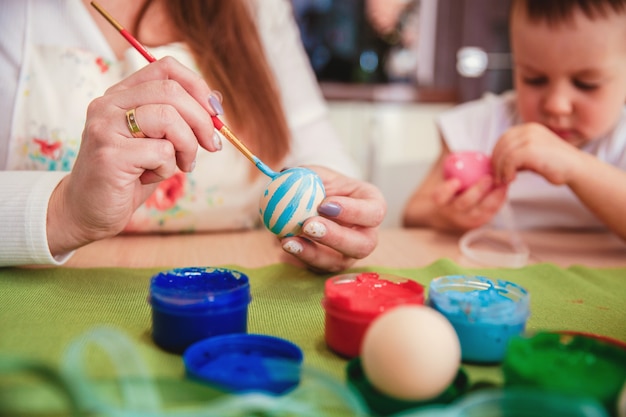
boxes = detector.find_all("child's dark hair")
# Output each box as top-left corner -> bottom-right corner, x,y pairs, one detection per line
512,0 -> 626,25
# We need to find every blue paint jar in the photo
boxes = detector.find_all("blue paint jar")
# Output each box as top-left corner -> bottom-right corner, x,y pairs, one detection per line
149,267 -> 251,354
428,275 -> 530,363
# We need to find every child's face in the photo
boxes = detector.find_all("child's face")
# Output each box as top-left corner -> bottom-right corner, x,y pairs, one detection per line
511,5 -> 626,147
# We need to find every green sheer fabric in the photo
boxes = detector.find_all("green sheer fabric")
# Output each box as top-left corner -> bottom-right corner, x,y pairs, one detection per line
1,259 -> 624,415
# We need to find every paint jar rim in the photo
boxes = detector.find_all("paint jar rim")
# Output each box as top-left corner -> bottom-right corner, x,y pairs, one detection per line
428,275 -> 529,323
322,273 -> 425,320
149,267 -> 251,313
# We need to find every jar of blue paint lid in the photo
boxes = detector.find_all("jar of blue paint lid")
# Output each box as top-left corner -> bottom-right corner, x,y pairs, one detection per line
149,267 -> 251,354
183,333 -> 303,395
428,275 -> 530,363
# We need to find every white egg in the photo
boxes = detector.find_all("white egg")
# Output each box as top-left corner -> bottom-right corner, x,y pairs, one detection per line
258,167 -> 325,237
361,305 -> 461,401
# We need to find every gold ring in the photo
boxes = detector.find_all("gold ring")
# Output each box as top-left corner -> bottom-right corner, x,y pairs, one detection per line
125,108 -> 145,138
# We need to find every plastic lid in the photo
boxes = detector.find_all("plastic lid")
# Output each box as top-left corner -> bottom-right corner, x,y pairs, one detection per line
459,226 -> 530,268
459,203 -> 530,268
183,334 -> 303,395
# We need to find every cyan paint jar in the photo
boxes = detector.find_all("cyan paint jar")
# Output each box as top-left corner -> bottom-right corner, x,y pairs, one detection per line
428,275 -> 530,363
149,267 -> 251,354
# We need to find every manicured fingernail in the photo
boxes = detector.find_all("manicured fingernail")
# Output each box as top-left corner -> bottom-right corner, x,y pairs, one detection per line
318,202 -> 342,217
282,240 -> 303,255
208,92 -> 224,115
304,221 -> 326,238
213,132 -> 223,150
189,160 -> 196,172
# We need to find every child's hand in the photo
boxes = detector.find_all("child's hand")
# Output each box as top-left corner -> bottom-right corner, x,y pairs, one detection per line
491,123 -> 584,186
431,176 -> 508,230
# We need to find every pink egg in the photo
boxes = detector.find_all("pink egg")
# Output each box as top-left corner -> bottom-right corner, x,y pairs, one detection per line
443,151 -> 492,192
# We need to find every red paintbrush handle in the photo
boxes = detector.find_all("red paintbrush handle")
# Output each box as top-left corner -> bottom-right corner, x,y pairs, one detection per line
120,29 -> 224,129
211,115 -> 224,130
120,29 -> 156,63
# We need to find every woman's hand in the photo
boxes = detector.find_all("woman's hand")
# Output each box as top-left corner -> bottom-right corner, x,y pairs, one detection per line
279,166 -> 386,273
47,57 -> 223,256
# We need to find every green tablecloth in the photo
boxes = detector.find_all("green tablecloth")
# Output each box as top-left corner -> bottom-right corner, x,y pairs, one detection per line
1,259 -> 625,415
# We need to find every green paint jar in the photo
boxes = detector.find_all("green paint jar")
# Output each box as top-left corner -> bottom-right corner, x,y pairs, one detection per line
502,332 -> 626,414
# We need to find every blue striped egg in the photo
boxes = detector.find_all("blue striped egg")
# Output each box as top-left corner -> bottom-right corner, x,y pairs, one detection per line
259,167 -> 326,237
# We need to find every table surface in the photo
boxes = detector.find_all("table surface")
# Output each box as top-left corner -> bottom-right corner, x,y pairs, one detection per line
4,227 -> 626,416
65,228 -> 626,269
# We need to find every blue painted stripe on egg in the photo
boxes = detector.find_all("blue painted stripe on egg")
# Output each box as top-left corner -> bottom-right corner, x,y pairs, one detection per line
272,174 -> 313,234
270,174 -> 306,234
262,172 -> 301,232
305,177 -> 324,211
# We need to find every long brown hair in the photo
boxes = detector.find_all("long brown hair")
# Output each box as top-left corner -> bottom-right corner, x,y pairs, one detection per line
134,0 -> 291,170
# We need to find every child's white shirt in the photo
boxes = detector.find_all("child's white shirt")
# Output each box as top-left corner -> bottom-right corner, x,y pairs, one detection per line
437,90 -> 626,230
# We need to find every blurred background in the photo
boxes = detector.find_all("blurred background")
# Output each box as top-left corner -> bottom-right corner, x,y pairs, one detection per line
290,0 -> 512,226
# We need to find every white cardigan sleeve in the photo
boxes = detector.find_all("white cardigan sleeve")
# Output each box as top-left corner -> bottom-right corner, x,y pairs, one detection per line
0,2 -> 75,266
0,171 -> 73,266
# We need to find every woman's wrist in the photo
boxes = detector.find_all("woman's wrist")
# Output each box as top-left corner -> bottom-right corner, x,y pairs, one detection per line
46,176 -> 87,257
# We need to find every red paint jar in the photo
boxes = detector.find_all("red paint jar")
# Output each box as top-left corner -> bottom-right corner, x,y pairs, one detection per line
322,272 -> 425,358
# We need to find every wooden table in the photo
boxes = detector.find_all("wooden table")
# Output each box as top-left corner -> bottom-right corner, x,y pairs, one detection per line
65,228 -> 626,269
